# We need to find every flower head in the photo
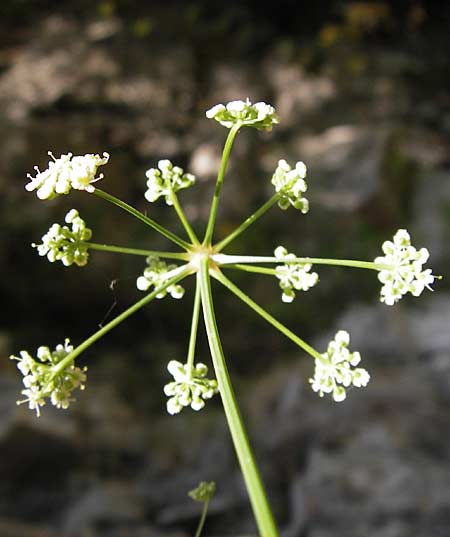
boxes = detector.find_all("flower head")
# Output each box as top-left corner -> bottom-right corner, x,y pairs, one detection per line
206,98 -> 279,131
144,160 -> 195,205
274,246 -> 319,302
10,339 -> 87,416
374,229 -> 436,306
136,256 -> 185,299
164,360 -> 218,415
271,159 -> 309,213
32,209 -> 92,267
309,330 -> 370,402
189,481 -> 216,502
26,151 -> 110,200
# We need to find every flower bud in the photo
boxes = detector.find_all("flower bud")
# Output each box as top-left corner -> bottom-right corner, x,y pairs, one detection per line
206,98 -> 279,131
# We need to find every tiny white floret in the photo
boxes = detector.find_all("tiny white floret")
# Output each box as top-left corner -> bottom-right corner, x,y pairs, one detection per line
144,159 -> 195,205
274,246 -> 318,302
26,151 -> 109,200
163,360 -> 218,415
206,98 -> 279,131
309,331 -> 370,402
271,159 -> 309,212
374,229 -> 437,305
10,339 -> 87,416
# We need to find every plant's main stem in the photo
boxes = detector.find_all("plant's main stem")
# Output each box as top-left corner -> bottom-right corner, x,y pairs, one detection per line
198,257 -> 279,537
203,123 -> 242,245
52,265 -> 191,375
94,188 -> 191,250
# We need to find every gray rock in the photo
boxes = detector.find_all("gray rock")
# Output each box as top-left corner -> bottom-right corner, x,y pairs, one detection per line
62,481 -> 144,534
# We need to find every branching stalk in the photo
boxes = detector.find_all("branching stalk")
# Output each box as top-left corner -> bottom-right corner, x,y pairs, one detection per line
169,189 -> 200,245
82,242 -> 189,260
214,193 -> 280,252
94,188 -> 191,250
52,265 -> 191,376
212,269 -> 325,364
222,264 -> 276,276
186,280 -> 202,372
213,254 -> 388,271
203,123 -> 242,245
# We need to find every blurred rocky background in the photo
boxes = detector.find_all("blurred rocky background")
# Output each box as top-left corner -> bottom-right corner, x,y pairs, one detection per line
1,1 -> 450,536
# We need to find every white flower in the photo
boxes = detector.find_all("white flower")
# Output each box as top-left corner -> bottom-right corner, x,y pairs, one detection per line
271,159 -> 309,213
274,246 -> 319,302
144,159 -> 195,205
374,229 -> 436,306
136,256 -> 185,299
32,209 -> 92,267
163,360 -> 218,415
206,98 -> 279,131
10,339 -> 87,416
26,151 -> 109,200
309,330 -> 370,402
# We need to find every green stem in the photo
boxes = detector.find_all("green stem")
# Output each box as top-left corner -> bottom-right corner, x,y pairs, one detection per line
214,168 -> 317,253
94,188 -> 191,251
186,280 -> 202,372
203,123 -> 242,245
212,254 -> 387,271
212,269 -> 325,364
169,189 -> 200,245
194,500 -> 209,537
52,265 -> 191,376
223,264 -> 276,276
214,193 -> 280,252
198,258 -> 279,537
82,242 -> 189,261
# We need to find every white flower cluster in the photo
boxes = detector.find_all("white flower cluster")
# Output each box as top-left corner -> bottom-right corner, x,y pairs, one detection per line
274,246 -> 319,303
32,209 -> 92,267
271,159 -> 309,213
136,256 -> 185,299
309,330 -> 370,402
144,160 -> 195,205
10,339 -> 87,416
206,98 -> 279,131
375,229 -> 436,306
164,360 -> 219,415
26,151 -> 109,200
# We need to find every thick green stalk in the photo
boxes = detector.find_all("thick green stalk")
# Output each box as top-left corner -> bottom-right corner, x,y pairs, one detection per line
52,265 -> 191,375
198,258 -> 279,537
212,270 -> 325,364
83,242 -> 189,261
213,254 -> 387,271
203,123 -> 242,245
214,193 -> 280,252
94,188 -> 191,250
169,189 -> 200,245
